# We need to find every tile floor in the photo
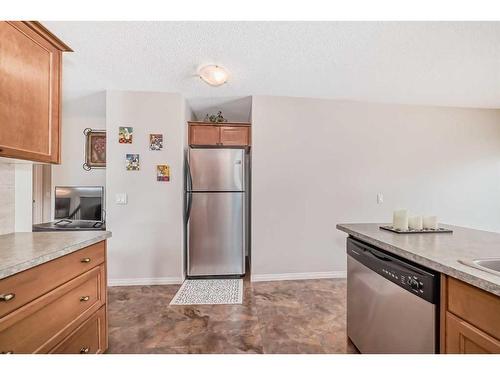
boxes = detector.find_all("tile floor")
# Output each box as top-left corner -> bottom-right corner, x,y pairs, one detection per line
107,276 -> 358,354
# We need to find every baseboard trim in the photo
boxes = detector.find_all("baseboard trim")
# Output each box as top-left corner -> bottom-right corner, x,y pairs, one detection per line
108,277 -> 184,286
251,271 -> 347,282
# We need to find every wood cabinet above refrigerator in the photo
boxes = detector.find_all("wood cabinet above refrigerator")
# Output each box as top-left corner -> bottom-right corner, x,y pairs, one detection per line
0,21 -> 72,164
188,121 -> 251,147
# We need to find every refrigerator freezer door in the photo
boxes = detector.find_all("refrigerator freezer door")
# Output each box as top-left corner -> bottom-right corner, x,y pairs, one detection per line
188,192 -> 245,276
188,148 -> 245,192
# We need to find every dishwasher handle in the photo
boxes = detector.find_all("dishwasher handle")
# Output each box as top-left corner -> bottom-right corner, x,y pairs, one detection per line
365,248 -> 393,262
347,237 -> 437,278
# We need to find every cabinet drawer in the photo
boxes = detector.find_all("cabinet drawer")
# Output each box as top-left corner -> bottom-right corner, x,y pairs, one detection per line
0,241 -> 105,318
50,306 -> 106,354
447,277 -> 500,340
0,265 -> 105,354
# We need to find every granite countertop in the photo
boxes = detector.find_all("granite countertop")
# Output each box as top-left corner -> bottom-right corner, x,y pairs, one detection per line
0,231 -> 112,279
337,223 -> 500,297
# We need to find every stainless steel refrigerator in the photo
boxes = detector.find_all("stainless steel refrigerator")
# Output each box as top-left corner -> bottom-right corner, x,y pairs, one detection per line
185,148 -> 248,277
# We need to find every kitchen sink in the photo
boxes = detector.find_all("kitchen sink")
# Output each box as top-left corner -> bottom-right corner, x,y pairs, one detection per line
458,258 -> 500,276
473,259 -> 500,272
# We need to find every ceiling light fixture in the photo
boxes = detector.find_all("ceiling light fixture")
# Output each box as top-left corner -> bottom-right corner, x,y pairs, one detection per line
198,65 -> 229,86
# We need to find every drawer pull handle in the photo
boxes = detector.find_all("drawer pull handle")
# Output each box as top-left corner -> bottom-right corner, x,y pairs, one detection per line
80,296 -> 90,302
80,347 -> 90,354
81,258 -> 91,263
0,293 -> 15,302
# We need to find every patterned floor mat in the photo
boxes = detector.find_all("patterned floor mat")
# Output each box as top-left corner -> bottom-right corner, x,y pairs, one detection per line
169,279 -> 243,305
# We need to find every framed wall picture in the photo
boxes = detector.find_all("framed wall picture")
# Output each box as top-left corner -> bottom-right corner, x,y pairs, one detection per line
149,134 -> 163,150
157,164 -> 170,181
119,126 -> 133,143
83,128 -> 106,171
126,154 -> 140,171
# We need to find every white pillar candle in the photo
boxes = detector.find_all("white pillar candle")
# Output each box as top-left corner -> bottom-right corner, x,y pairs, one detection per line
393,209 -> 408,231
423,216 -> 438,230
408,216 -> 423,231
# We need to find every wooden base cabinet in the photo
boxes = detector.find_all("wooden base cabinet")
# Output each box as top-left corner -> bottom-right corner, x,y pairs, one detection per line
0,21 -> 72,164
441,275 -> 500,354
50,306 -> 107,354
0,241 -> 108,354
188,122 -> 251,147
445,312 -> 500,354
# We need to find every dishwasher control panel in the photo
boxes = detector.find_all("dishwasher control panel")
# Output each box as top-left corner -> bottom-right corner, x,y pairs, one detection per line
347,237 -> 438,304
382,268 -> 424,293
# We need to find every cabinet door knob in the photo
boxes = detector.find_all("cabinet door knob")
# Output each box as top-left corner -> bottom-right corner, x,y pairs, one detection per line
80,296 -> 90,302
0,293 -> 15,302
80,347 -> 90,354
80,258 -> 91,263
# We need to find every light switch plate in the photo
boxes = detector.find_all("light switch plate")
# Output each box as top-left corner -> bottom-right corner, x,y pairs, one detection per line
116,193 -> 128,205
377,193 -> 384,204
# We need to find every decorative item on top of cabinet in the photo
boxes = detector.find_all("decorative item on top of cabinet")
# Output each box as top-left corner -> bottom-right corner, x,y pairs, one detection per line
188,121 -> 251,147
204,111 -> 228,123
0,21 -> 72,164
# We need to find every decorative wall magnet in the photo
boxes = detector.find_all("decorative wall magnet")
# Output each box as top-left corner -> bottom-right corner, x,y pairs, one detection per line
119,127 -> 133,143
149,134 -> 163,150
157,164 -> 170,181
83,128 -> 106,171
126,154 -> 140,171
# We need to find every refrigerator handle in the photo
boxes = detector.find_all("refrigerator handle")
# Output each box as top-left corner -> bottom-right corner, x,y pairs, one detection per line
185,157 -> 193,222
186,157 -> 193,192
186,192 -> 193,222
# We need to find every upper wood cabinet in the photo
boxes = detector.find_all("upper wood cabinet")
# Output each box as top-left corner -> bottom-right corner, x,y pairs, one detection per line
0,21 -> 72,164
188,121 -> 251,147
189,124 -> 220,146
219,126 -> 250,146
441,276 -> 500,354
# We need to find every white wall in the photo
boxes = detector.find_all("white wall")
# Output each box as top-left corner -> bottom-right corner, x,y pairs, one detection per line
251,95 -> 500,281
0,160 -> 33,235
106,91 -> 185,285
51,91 -> 106,219
14,164 -> 32,232
0,162 -> 15,235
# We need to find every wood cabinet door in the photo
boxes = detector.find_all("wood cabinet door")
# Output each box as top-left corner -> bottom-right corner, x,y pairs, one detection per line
0,21 -> 62,163
445,312 -> 500,354
219,126 -> 250,146
189,125 -> 220,146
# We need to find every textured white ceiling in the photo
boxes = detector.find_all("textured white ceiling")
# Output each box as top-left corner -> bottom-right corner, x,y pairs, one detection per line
44,21 -> 500,112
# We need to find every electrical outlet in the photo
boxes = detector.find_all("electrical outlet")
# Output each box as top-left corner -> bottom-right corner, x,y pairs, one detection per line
377,193 -> 384,204
116,193 -> 128,205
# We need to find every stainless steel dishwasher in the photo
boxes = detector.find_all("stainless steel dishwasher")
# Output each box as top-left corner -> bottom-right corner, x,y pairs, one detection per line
347,237 -> 439,353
